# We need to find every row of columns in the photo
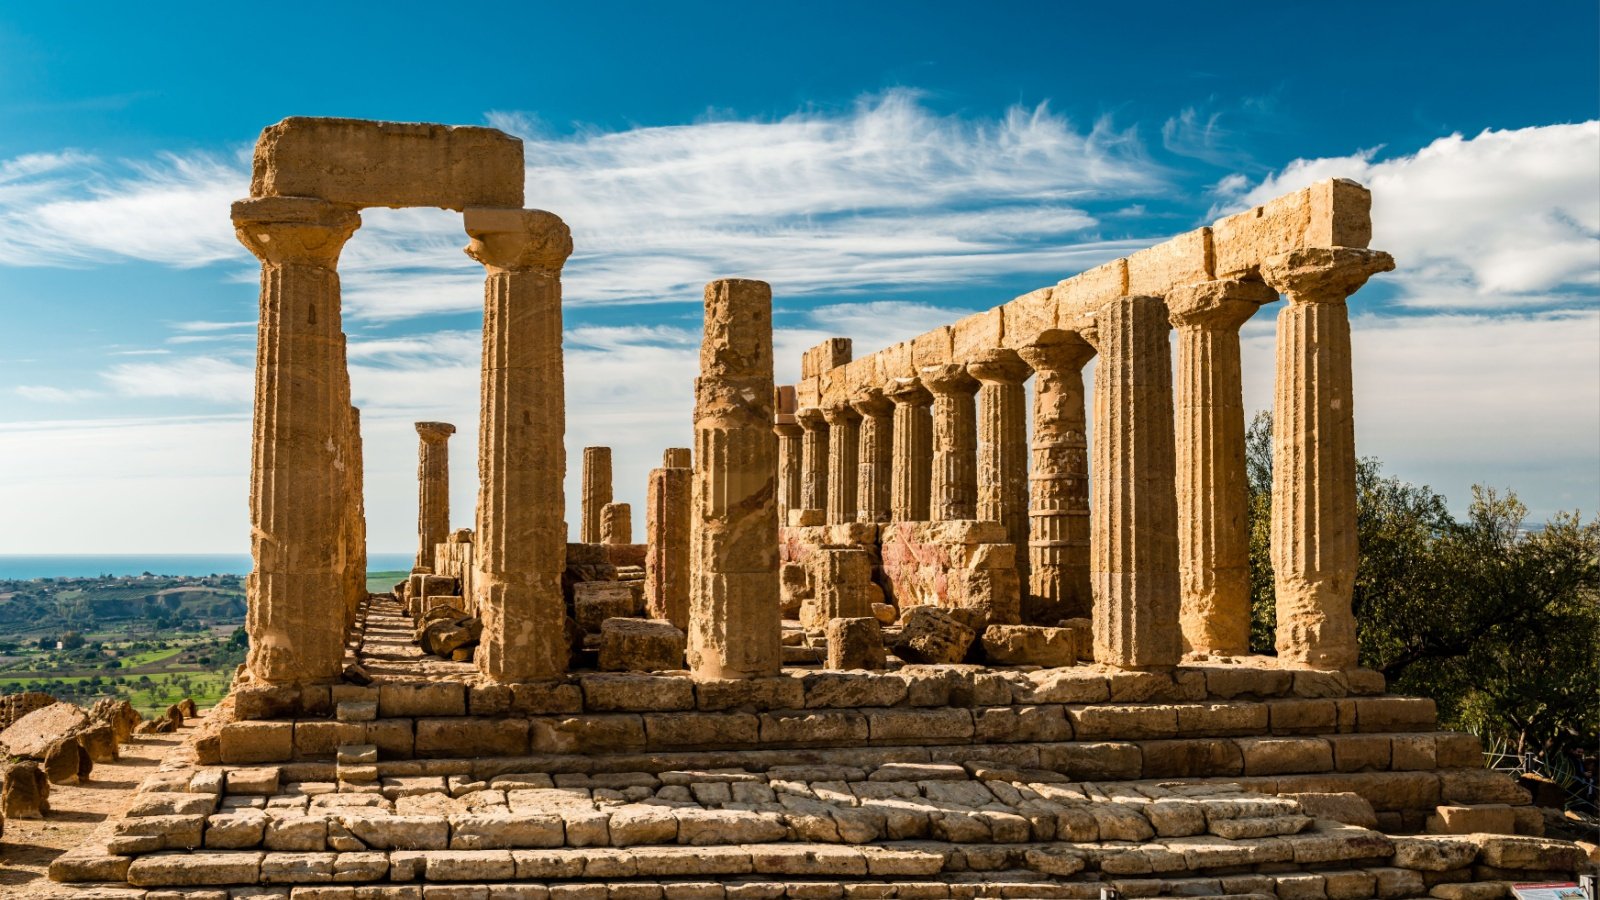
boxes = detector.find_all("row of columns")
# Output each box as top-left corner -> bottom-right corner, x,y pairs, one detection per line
780,248 -> 1390,669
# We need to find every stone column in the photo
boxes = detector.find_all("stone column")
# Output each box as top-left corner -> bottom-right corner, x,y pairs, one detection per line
646,448 -> 692,629
822,402 -> 861,525
1262,248 -> 1394,669
1091,296 -> 1181,669
774,386 -> 802,521
967,349 -> 1033,600
348,405 -> 367,629
581,447 -> 613,544
414,422 -> 456,569
796,407 -> 829,514
1017,336 -> 1095,624
688,279 -> 782,680
233,196 -> 360,684
465,207 -> 573,682
885,377 -> 933,521
601,502 -> 632,544
1167,279 -> 1276,657
850,387 -> 894,523
921,364 -> 980,522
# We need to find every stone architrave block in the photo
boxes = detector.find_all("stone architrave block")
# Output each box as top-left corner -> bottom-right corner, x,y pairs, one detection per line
980,624 -> 1083,667
251,117 -> 524,210
599,618 -> 687,672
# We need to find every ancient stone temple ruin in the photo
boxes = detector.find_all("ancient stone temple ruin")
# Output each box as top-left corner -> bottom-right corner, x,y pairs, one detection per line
45,117 -> 1591,898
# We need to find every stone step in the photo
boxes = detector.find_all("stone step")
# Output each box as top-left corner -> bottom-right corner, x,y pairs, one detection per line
65,822 -> 1408,887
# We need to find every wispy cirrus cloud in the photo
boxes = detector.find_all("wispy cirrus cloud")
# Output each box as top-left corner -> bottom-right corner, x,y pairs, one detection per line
0,90 -> 1168,319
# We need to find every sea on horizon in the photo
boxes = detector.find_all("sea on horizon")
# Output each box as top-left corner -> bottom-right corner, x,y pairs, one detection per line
0,553 -> 417,581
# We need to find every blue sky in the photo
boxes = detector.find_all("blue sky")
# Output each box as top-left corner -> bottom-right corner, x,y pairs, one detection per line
0,2 -> 1595,553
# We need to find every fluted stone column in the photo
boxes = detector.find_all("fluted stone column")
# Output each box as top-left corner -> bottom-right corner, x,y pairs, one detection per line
775,400 -> 803,521
688,279 -> 782,680
646,448 -> 692,629
796,407 -> 829,514
581,447 -> 613,544
233,196 -> 360,684
850,387 -> 894,523
885,377 -> 933,521
921,365 -> 980,522
1262,248 -> 1394,669
465,207 -> 572,682
415,422 -> 456,569
1091,296 -> 1180,669
601,502 -> 632,544
968,349 -> 1032,601
345,405 -> 367,633
1017,336 -> 1095,624
1168,279 -> 1277,657
823,402 -> 861,525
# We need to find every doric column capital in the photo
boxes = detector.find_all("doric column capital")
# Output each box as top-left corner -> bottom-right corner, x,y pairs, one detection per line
884,376 -> 933,407
1166,278 -> 1278,331
773,418 -> 802,437
1261,247 -> 1394,304
232,196 -> 361,267
463,207 -> 573,274
415,421 -> 457,441
1017,332 -> 1095,374
919,363 -> 979,397
849,386 -> 894,418
822,400 -> 861,426
795,406 -> 828,431
965,348 -> 1031,385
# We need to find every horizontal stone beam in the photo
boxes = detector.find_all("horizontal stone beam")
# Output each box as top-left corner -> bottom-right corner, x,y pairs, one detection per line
250,117 -> 525,211
794,179 -> 1371,408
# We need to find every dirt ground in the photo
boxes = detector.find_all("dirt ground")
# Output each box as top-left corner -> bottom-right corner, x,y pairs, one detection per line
0,715 -> 195,898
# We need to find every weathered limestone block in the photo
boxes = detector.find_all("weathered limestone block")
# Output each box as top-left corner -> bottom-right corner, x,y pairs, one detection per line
687,279 -> 782,680
968,349 -> 1033,605
76,722 -> 118,763
0,702 -> 88,758
826,617 -> 886,670
573,581 -> 641,632
601,502 -> 633,545
250,117 -> 524,210
645,455 -> 693,630
233,196 -> 362,684
885,377 -> 934,521
1017,334 -> 1095,624
1167,279 -> 1275,657
466,207 -> 572,682
921,364 -> 980,521
581,446 -> 613,545
599,618 -> 687,672
0,759 -> 48,818
1262,247 -> 1394,668
893,606 -> 976,664
878,520 -> 1020,625
1090,295 -> 1181,669
801,547 -> 878,629
980,624 -> 1087,666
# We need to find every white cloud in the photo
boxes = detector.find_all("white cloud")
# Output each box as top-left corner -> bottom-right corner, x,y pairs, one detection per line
13,385 -> 100,403
1220,122 -> 1600,307
103,356 -> 254,403
0,91 -> 1166,320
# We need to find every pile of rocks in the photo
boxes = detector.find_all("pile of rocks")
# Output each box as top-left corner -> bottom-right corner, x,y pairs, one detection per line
0,696 -> 142,830
415,603 -> 483,662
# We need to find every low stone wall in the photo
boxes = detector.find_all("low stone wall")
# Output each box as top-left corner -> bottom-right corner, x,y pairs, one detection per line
0,690 -> 58,731
431,530 -> 476,611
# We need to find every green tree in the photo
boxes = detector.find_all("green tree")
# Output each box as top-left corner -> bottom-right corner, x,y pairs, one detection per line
1245,411 -> 1599,760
